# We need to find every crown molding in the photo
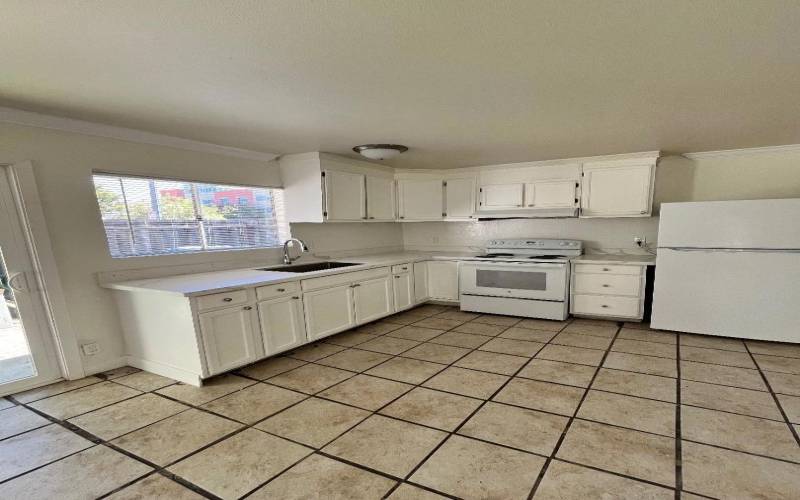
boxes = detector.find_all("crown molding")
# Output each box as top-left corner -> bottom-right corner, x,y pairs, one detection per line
683,143 -> 800,160
0,106 -> 279,162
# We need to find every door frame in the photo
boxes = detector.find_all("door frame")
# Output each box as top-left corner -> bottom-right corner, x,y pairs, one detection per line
0,161 -> 83,394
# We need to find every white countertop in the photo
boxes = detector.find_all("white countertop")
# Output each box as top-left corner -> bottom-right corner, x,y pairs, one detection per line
102,251 -> 473,297
572,254 -> 656,266
102,250 -> 656,297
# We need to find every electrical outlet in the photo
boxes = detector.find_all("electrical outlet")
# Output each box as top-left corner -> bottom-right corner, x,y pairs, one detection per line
81,342 -> 100,356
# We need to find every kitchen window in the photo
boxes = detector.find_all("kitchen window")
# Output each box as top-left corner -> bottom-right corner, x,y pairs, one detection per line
93,174 -> 290,258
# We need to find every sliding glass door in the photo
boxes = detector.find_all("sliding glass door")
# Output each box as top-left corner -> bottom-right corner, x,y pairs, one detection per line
0,165 -> 59,395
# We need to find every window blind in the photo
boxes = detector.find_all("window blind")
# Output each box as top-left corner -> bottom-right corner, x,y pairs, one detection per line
93,174 -> 290,258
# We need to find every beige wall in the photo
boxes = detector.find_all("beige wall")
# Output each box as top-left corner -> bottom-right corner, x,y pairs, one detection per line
654,151 -> 800,208
0,123 -> 400,375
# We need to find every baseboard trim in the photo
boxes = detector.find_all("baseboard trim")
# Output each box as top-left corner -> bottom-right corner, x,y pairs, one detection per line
126,356 -> 202,386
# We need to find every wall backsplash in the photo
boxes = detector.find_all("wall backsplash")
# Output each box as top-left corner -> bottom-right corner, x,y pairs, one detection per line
401,217 -> 660,254
292,222 -> 404,256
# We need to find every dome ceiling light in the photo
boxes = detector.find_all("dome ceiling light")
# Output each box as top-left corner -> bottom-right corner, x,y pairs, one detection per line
352,144 -> 408,160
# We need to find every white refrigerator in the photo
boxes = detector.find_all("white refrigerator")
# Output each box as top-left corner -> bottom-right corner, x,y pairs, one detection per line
651,199 -> 800,343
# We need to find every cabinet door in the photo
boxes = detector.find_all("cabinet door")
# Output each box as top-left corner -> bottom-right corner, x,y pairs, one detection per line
258,295 -> 307,355
353,276 -> 394,324
366,176 -> 395,221
524,180 -> 577,208
427,261 -> 459,301
392,272 -> 414,311
479,184 -> 524,210
324,170 -> 366,221
413,262 -> 429,303
397,179 -> 444,221
198,306 -> 261,375
580,164 -> 655,217
303,285 -> 355,341
445,177 -> 476,219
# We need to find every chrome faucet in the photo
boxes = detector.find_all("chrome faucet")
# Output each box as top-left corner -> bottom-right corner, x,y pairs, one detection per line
282,238 -> 310,265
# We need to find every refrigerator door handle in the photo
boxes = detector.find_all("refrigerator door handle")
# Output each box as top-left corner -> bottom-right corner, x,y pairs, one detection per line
666,247 -> 800,253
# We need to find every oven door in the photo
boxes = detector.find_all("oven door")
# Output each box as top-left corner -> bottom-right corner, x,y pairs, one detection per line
460,262 -> 567,301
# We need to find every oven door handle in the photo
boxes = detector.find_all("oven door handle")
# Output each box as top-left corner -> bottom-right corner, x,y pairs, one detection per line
465,263 -> 565,269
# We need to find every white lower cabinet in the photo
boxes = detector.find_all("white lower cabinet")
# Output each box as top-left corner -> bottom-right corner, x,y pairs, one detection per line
258,295 -> 307,355
427,261 -> 459,301
393,271 -> 414,311
303,284 -> 356,341
354,276 -> 395,323
198,305 -> 261,376
413,262 -> 429,303
570,262 -> 648,320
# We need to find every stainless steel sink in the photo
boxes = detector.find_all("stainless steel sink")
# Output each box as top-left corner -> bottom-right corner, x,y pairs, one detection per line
256,261 -> 360,273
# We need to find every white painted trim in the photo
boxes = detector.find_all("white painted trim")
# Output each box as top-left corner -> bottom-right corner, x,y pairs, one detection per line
395,151 -> 661,174
0,106 -> 278,162
683,143 -> 800,159
126,356 -> 202,385
8,161 -> 86,380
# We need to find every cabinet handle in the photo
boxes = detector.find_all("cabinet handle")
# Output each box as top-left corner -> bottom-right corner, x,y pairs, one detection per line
394,275 -> 401,279
292,296 -> 300,300
602,268 -> 611,271
351,284 -> 361,288
601,305 -> 609,308
223,297 -> 233,302
602,284 -> 610,287
243,306 -> 253,310
369,216 -> 375,219
276,288 -> 285,292
527,204 -> 535,207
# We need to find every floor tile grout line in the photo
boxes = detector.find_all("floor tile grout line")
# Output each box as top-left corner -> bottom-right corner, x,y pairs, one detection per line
527,323 -> 626,500
675,334 -> 683,499
743,343 -> 800,448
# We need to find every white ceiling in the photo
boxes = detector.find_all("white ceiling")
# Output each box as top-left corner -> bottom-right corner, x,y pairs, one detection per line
2,1 -> 799,168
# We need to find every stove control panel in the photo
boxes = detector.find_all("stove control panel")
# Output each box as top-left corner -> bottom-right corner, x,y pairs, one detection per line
487,239 -> 582,251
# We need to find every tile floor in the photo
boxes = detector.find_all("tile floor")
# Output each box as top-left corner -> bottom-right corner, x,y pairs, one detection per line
1,305 -> 800,499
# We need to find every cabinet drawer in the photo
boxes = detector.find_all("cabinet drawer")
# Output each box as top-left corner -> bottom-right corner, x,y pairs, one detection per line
256,281 -> 300,301
301,267 -> 390,292
392,263 -> 412,274
572,294 -> 640,318
573,263 -> 643,276
196,289 -> 250,311
573,273 -> 642,297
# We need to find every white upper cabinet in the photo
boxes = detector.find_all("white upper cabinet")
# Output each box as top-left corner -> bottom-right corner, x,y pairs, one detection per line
479,183 -> 524,211
366,175 -> 395,221
397,178 -> 444,221
279,152 -> 394,223
324,170 -> 366,221
524,180 -> 578,208
580,159 -> 657,217
444,177 -> 476,219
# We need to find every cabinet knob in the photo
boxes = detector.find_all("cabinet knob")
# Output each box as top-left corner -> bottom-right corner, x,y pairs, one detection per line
243,306 -> 253,310
223,297 -> 233,302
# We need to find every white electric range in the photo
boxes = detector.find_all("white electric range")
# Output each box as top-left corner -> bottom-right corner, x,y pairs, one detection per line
459,238 -> 583,320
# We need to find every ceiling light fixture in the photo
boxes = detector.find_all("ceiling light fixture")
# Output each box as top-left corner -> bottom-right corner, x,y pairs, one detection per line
352,144 -> 408,160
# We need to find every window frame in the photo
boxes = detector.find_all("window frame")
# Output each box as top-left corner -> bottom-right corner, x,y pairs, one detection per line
92,171 -> 289,258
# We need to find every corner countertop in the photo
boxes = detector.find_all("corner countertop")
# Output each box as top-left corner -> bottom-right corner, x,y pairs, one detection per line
572,254 -> 656,266
101,251 -> 474,297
